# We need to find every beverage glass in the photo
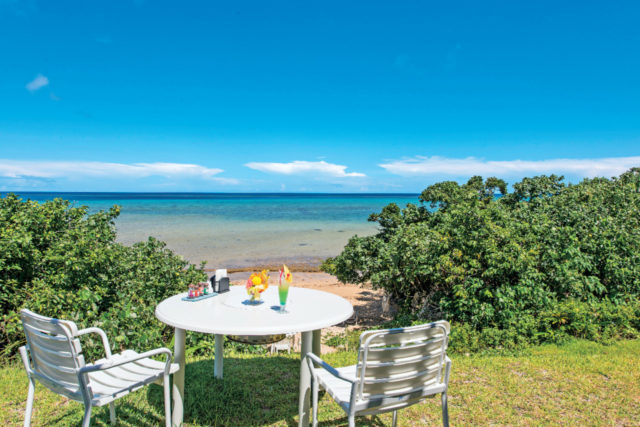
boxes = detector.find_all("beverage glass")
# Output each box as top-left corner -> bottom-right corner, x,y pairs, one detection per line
278,280 -> 290,313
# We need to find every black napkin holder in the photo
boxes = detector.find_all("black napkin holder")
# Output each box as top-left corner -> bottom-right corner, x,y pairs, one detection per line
210,275 -> 230,293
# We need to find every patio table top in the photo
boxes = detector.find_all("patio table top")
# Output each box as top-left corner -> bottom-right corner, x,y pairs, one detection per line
155,285 -> 353,336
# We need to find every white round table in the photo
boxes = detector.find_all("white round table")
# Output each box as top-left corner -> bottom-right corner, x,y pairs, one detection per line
155,285 -> 353,426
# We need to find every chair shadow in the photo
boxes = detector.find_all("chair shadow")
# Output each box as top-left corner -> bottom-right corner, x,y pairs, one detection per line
48,398 -> 166,427
46,354 -> 389,426
317,416 -> 388,427
146,355 -> 304,426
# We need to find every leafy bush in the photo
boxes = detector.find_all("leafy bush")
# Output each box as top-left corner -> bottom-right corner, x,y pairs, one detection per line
324,168 -> 640,347
0,194 -> 207,361
537,298 -> 640,343
323,330 -> 361,351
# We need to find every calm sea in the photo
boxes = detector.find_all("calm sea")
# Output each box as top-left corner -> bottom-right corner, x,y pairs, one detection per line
5,192 -> 418,269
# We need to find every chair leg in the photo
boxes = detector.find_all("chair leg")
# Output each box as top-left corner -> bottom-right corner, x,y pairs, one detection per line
442,392 -> 449,427
23,377 -> 36,427
348,414 -> 355,427
82,405 -> 92,427
392,410 -> 398,427
163,374 -> 171,427
109,402 -> 116,425
311,378 -> 318,427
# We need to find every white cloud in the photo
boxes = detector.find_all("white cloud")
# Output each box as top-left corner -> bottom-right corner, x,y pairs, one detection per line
26,74 -> 49,92
0,160 -> 238,184
379,156 -> 640,178
245,160 -> 366,178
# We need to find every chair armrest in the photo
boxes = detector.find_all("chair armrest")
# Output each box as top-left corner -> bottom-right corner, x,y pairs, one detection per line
79,347 -> 173,376
76,327 -> 112,358
305,353 -> 356,384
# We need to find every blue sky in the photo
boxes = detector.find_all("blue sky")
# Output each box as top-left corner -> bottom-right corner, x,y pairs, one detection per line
1,0 -> 639,192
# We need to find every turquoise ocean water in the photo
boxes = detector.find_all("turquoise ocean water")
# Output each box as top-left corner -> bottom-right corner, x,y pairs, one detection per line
6,193 -> 417,269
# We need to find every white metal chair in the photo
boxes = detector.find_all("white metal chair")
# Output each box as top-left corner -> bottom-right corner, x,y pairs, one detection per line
305,320 -> 451,427
269,333 -> 295,355
19,309 -> 179,427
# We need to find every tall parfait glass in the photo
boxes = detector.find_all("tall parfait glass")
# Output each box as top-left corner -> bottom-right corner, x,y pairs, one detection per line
278,265 -> 292,313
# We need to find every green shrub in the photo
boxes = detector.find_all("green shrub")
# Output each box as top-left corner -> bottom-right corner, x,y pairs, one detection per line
537,299 -> 640,343
323,330 -> 361,351
0,194 -> 207,362
324,168 -> 640,348
374,299 -> 640,354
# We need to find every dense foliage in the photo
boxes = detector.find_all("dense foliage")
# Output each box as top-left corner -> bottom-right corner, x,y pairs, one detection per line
323,169 -> 640,349
0,194 -> 207,361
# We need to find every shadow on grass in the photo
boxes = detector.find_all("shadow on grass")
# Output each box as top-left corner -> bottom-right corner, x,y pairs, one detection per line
38,355 -> 301,426
46,388 -> 168,427
158,355 -> 301,426
316,416 -> 388,427
58,354 -> 389,426
104,402 -> 165,427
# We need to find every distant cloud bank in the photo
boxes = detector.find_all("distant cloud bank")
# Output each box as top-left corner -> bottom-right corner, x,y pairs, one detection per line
379,156 -> 640,178
245,160 -> 366,178
2,156 -> 638,192
0,160 -> 238,184
25,74 -> 49,92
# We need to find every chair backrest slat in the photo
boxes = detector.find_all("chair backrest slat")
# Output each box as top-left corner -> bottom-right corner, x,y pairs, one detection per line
29,342 -> 81,371
356,321 -> 449,400
22,323 -> 83,354
358,351 -> 443,379
29,347 -> 82,370
361,366 -> 441,397
20,310 -> 86,393
364,326 -> 447,347
359,336 -> 445,364
21,312 -> 78,335
29,354 -> 83,386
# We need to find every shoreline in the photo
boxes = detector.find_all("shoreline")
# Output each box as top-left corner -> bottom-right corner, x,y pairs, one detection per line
206,261 -> 327,273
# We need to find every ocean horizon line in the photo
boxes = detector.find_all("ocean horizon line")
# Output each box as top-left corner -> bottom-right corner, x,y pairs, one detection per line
3,191 -> 420,198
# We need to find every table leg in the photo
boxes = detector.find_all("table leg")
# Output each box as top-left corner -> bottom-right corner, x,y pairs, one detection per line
172,328 -> 186,427
312,329 -> 321,356
214,334 -> 224,379
298,330 -> 315,427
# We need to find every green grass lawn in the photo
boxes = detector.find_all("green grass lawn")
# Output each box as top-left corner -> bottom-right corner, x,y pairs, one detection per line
1,339 -> 638,426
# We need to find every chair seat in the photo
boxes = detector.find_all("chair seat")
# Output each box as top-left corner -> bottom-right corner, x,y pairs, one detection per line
89,350 -> 179,406
314,363 -> 448,415
314,364 -> 357,411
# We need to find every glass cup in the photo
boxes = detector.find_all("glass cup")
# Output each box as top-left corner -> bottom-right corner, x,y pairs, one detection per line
278,280 -> 290,313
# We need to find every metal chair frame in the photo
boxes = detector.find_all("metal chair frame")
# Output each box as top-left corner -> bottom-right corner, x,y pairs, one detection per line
19,309 -> 177,427
306,320 -> 451,427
